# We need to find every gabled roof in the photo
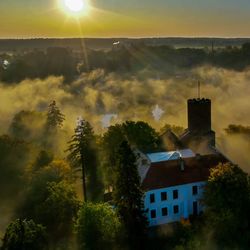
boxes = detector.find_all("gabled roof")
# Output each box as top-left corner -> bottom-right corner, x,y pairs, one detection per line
142,153 -> 229,191
147,149 -> 195,163
161,129 -> 184,151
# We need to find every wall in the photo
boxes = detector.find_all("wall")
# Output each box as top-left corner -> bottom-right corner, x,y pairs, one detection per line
144,181 -> 206,227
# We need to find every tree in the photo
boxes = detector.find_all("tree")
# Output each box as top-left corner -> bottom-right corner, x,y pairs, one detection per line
101,121 -> 160,186
113,140 -> 148,249
9,110 -> 45,142
43,100 -> 66,152
225,124 -> 250,136
0,135 -> 33,199
45,101 -> 65,132
18,180 -> 79,246
204,163 -> 250,248
75,202 -> 121,250
67,119 -> 103,202
122,121 -> 160,152
1,219 -> 47,250
32,150 -> 54,172
38,181 -> 80,242
17,159 -> 78,246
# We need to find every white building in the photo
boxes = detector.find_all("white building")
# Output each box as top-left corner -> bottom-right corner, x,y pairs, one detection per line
137,150 -> 228,227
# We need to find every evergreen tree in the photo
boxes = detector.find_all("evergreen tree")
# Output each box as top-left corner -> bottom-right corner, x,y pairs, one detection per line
45,100 -> 65,132
44,100 -> 65,150
113,140 -> 148,249
67,119 -> 102,202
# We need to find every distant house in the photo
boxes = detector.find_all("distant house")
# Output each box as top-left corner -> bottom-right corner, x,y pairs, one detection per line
137,98 -> 230,227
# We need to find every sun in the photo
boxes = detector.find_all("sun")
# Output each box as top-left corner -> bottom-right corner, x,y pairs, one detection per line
63,0 -> 89,14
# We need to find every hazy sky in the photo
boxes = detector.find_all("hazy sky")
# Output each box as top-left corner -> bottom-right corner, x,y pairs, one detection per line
1,0 -> 250,38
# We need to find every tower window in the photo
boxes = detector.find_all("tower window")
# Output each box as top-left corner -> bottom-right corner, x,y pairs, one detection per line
150,209 -> 156,219
162,207 -> 168,216
173,190 -> 178,199
161,192 -> 167,201
173,205 -> 179,214
150,193 -> 155,203
192,185 -> 198,195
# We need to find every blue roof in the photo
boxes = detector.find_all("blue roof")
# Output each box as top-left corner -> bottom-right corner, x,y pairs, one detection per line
147,149 -> 195,163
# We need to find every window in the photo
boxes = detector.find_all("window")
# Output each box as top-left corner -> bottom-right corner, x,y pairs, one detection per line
192,185 -> 198,195
150,193 -> 155,203
162,207 -> 168,216
173,205 -> 179,214
161,192 -> 167,201
173,190 -> 178,199
150,209 -> 156,219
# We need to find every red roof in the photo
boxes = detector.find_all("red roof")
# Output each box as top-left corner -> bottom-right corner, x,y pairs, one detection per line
142,154 -> 229,191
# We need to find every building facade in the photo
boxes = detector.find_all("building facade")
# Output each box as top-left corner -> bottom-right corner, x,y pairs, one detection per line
139,151 -> 228,227
144,181 -> 205,227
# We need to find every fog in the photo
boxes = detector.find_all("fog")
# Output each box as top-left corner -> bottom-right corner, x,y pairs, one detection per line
0,66 -> 250,171
1,64 -> 250,249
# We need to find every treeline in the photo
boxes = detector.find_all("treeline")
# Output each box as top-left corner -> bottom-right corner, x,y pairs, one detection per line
225,124 -> 250,136
2,43 -> 250,83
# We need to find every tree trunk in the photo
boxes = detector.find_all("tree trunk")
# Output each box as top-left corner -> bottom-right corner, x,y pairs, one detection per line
80,153 -> 87,202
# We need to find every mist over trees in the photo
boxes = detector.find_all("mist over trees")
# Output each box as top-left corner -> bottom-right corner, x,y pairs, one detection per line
2,43 -> 250,83
1,41 -> 250,249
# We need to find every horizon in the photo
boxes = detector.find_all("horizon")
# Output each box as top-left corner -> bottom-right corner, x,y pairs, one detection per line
1,36 -> 250,40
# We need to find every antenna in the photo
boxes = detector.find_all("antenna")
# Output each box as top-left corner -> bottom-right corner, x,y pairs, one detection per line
198,81 -> 201,99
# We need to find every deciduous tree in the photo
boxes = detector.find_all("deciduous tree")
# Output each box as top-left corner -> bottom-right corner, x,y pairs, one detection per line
204,163 -> 250,248
75,202 -> 121,250
1,219 -> 47,250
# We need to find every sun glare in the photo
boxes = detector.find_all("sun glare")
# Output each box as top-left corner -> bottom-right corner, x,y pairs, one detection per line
62,0 -> 89,15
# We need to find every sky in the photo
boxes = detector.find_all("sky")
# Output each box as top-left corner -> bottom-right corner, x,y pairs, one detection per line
1,0 -> 250,38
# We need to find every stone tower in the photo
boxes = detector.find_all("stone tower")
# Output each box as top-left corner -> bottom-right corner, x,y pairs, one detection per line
180,98 -> 215,154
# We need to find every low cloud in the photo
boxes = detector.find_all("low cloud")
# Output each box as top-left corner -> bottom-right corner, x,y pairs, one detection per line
0,66 -> 250,169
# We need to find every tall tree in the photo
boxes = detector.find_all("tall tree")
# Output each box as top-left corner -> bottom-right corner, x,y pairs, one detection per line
43,100 -> 65,151
113,140 -> 148,249
67,119 -> 102,202
45,100 -> 65,132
